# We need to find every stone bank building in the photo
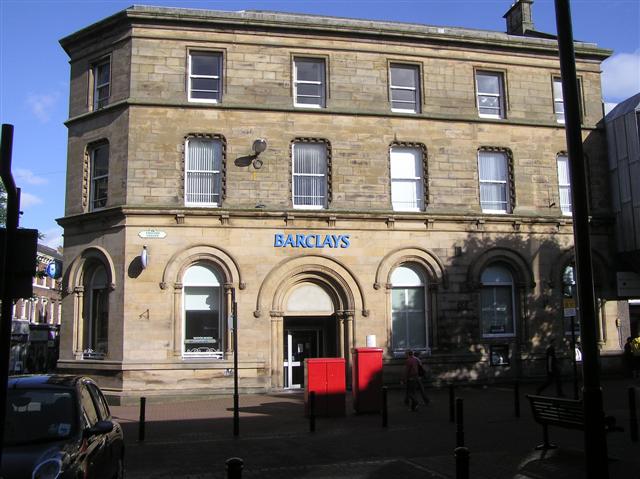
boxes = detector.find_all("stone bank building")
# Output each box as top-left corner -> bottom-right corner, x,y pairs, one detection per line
58,1 -> 625,400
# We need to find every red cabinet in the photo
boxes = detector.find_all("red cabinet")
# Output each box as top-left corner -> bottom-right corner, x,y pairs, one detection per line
352,347 -> 384,413
304,358 -> 346,417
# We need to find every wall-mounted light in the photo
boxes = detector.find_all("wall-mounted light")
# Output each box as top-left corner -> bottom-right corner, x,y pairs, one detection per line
252,138 -> 267,169
141,245 -> 149,269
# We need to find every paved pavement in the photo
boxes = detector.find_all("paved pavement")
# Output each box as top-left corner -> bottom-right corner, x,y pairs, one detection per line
110,378 -> 640,478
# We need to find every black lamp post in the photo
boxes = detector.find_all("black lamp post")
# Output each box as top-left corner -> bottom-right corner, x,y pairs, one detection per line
554,1 -> 608,476
230,287 -> 239,437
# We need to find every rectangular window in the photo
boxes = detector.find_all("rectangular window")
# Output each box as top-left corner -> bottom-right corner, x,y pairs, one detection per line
553,77 -> 565,123
391,287 -> 427,351
390,64 -> 421,113
553,76 -> 584,124
89,144 -> 109,211
92,58 -> 110,110
476,71 -> 505,119
188,51 -> 222,103
478,150 -> 509,213
293,57 -> 326,108
185,138 -> 223,206
557,154 -> 572,215
183,286 -> 221,357
292,142 -> 327,209
390,146 -> 423,211
480,286 -> 514,336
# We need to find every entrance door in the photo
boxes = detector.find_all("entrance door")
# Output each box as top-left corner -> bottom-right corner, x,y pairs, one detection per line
284,329 -> 320,389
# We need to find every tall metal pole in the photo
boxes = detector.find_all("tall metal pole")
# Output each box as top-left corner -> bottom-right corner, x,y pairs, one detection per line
553,2 -> 608,477
0,124 -> 18,466
232,288 -> 239,436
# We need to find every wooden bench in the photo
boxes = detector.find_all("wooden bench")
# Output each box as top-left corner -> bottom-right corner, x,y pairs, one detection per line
527,394 -> 585,450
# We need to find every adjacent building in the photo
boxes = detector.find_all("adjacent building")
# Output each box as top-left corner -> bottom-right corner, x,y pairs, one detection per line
605,93 -> 640,339
10,244 -> 63,374
58,1 -> 624,401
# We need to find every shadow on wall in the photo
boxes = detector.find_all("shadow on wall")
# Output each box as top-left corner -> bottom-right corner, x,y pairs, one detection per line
428,231 -> 583,383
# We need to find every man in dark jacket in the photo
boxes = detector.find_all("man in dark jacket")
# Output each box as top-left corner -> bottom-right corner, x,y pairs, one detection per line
536,338 -> 565,396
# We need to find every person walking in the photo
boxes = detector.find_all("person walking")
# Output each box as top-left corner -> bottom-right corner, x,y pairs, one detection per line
624,336 -> 635,379
403,350 -> 419,411
536,338 -> 565,397
403,350 -> 429,411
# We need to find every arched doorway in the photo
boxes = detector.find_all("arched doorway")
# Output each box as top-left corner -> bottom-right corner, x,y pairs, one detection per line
283,282 -> 337,389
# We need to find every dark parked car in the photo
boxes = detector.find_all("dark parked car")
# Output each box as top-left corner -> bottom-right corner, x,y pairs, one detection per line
2,374 -> 124,478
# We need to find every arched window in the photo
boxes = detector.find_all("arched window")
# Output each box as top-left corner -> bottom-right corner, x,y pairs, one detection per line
83,263 -> 109,357
182,263 -> 224,358
480,264 -> 515,337
391,264 -> 427,351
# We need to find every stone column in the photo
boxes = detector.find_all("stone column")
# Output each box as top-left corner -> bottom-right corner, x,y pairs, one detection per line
224,284 -> 234,354
337,312 -> 345,358
171,283 -> 183,357
270,311 -> 284,389
73,286 -> 84,359
344,311 -> 355,388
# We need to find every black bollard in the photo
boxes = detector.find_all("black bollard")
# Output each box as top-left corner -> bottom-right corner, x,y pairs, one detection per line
449,384 -> 455,423
138,396 -> 146,442
454,446 -> 470,479
514,380 -> 520,418
455,398 -> 464,447
382,386 -> 388,428
226,457 -> 244,479
630,387 -> 638,443
309,391 -> 316,433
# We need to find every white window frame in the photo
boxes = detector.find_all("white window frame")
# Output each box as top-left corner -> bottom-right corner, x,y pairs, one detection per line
557,154 -> 572,216
390,264 -> 428,353
184,137 -> 223,207
293,57 -> 326,109
390,146 -> 423,211
188,51 -> 222,104
390,63 -> 421,113
292,142 -> 328,210
553,77 -> 565,124
480,265 -> 516,338
476,70 -> 505,119
182,264 -> 224,359
89,144 -> 109,212
478,150 -> 510,214
92,57 -> 111,111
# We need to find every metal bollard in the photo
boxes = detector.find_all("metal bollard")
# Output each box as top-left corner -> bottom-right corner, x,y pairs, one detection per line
449,384 -> 455,423
454,446 -> 470,479
138,396 -> 146,442
309,391 -> 316,433
382,386 -> 388,428
455,398 -> 464,447
226,457 -> 244,479
514,380 -> 520,418
630,387 -> 638,443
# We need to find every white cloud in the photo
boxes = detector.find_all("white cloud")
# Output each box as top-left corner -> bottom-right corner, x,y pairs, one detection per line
15,168 -> 48,186
20,192 -> 43,208
602,49 -> 640,103
604,102 -> 617,115
26,92 -> 60,123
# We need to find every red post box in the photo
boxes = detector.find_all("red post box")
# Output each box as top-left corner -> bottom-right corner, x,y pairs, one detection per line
304,358 -> 346,417
352,347 -> 384,413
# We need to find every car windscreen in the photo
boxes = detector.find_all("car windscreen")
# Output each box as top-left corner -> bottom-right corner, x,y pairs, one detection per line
5,389 -> 77,445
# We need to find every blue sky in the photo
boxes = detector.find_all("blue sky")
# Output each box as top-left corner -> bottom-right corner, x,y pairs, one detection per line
1,0 -> 639,249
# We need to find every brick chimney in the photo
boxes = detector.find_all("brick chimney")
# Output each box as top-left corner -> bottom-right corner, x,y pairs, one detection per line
504,0 -> 534,36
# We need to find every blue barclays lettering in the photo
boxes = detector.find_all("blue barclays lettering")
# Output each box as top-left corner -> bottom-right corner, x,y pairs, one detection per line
284,234 -> 296,247
273,233 -> 351,248
322,235 -> 335,248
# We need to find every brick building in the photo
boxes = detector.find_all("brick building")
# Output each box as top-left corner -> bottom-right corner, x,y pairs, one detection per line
58,1 -> 623,400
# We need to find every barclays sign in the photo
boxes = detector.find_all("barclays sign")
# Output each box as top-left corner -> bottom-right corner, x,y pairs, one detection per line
274,233 -> 350,249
